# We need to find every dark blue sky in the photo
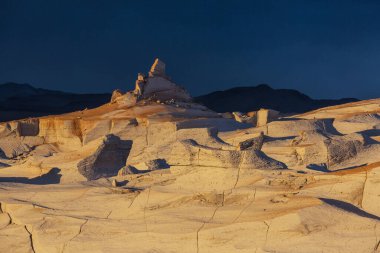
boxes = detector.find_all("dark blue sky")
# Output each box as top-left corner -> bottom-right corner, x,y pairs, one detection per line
1,0 -> 380,99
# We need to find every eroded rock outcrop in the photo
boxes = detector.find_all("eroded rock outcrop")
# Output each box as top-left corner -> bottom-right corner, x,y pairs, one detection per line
0,120 -> 44,158
168,139 -> 286,170
133,58 -> 192,102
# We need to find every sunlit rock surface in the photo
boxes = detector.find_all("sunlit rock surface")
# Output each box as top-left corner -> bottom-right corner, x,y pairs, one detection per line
1,60 -> 380,253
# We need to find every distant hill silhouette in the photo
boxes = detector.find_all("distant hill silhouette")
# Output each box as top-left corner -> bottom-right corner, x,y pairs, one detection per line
0,83 -> 359,122
0,83 -> 110,122
194,84 -> 358,114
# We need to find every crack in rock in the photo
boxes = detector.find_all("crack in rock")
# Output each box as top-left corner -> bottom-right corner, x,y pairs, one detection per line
233,164 -> 242,189
128,191 -> 141,208
232,188 -> 256,224
374,223 -> 380,252
196,191 -> 225,253
144,187 -> 151,233
106,210 -> 112,219
24,225 -> 36,253
263,221 -> 271,247
360,170 -> 368,208
61,219 -> 89,253
11,198 -> 58,212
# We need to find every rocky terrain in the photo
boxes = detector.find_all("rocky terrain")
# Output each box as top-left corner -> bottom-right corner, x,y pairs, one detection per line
0,59 -> 380,253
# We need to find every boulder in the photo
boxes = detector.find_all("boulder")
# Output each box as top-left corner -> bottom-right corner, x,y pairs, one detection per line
118,165 -> 139,176
111,179 -> 118,187
110,89 -> 125,103
112,92 -> 137,107
134,73 -> 146,97
77,135 -> 132,180
257,109 -> 279,126
232,112 -> 256,124
30,144 -> 58,157
145,159 -> 170,170
237,132 -> 265,151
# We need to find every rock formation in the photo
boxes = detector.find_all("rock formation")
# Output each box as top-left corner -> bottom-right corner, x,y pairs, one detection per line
0,60 -> 380,253
110,89 -> 124,103
231,109 -> 279,127
133,58 -> 192,102
110,58 -> 192,108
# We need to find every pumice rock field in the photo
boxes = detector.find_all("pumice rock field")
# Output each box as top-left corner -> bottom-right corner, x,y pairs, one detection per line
1,59 -> 380,253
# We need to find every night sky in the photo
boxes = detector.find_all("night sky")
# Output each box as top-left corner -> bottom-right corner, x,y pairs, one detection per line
1,0 -> 380,99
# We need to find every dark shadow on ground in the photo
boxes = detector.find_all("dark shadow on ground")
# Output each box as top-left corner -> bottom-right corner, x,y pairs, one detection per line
0,162 -> 10,168
265,136 -> 297,142
355,129 -> 380,145
330,163 -> 368,172
307,164 -> 329,172
307,163 -> 368,173
320,198 -> 380,221
0,167 -> 61,185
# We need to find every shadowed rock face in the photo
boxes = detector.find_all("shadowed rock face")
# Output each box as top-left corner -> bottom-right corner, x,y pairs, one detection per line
324,133 -> 366,168
77,135 -> 132,180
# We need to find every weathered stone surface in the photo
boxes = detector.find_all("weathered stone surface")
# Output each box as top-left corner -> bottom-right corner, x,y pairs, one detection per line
38,118 -> 82,149
324,133 -> 366,168
0,134 -> 44,158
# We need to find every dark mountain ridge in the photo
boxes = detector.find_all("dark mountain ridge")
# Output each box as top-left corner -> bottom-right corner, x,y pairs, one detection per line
194,84 -> 358,114
0,83 -> 110,122
0,82 -> 358,122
